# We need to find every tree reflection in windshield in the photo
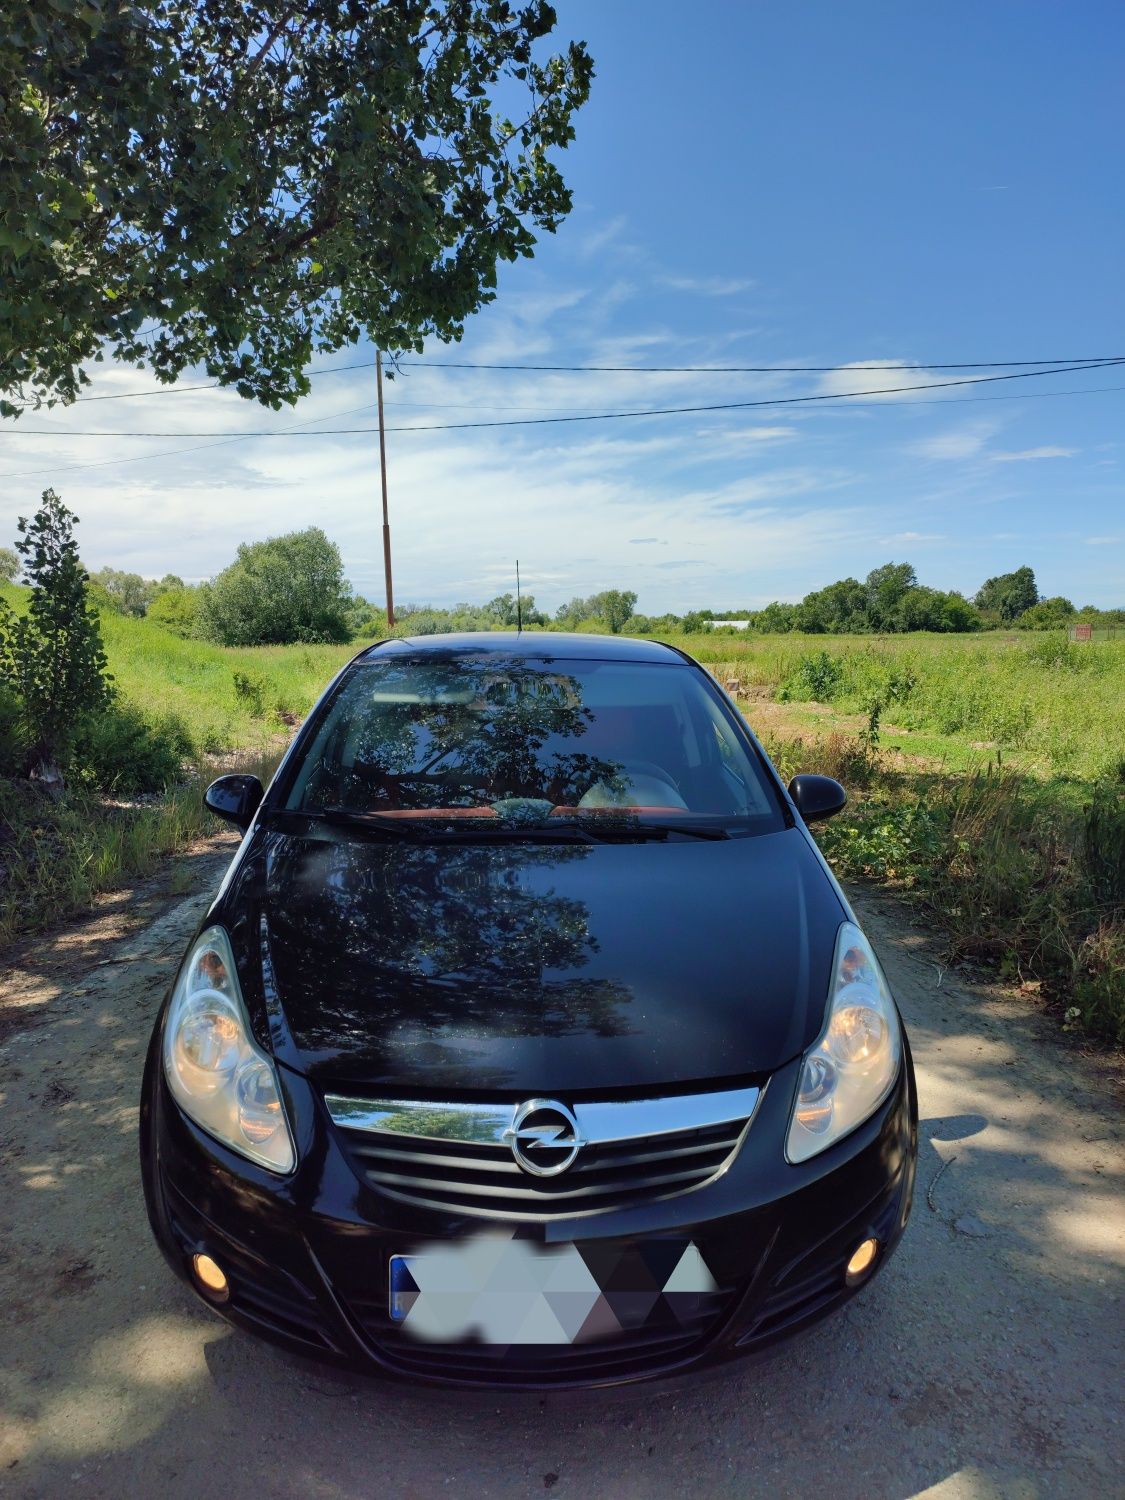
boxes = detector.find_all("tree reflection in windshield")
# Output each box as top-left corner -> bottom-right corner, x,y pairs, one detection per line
294,656 -> 627,814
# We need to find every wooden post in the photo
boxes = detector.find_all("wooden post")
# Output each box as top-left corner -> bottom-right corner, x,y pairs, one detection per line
376,350 -> 395,627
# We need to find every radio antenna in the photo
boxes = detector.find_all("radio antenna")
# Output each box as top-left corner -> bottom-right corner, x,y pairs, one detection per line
515,559 -> 523,634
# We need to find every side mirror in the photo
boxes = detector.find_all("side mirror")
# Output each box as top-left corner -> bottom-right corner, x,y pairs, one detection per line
788,773 -> 847,823
204,774 -> 264,831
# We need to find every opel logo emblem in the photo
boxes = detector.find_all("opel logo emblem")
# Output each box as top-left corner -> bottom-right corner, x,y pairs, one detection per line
503,1099 -> 585,1177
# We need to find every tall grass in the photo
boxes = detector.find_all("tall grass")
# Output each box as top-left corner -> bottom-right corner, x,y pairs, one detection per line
689,632 -> 1125,779
8,585 -> 1119,778
96,610 -> 360,753
762,728 -> 1125,1046
0,750 -> 282,948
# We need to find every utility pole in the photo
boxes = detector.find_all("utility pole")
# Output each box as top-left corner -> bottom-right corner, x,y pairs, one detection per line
376,350 -> 395,627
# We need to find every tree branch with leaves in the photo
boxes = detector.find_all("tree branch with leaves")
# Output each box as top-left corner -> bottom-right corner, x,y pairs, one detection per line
0,0 -> 593,416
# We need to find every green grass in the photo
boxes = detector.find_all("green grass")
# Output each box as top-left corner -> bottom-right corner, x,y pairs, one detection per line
96,611 -> 360,753
2,582 -> 364,754
669,630 -> 1125,780
757,728 -> 1124,1046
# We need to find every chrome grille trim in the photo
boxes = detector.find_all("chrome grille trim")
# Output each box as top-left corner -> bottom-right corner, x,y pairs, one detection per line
324,1086 -> 761,1146
325,1085 -> 763,1222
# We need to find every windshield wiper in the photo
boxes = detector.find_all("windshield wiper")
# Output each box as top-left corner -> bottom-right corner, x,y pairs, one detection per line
271,806 -> 424,838
563,820 -> 732,842
275,808 -> 732,844
279,807 -> 599,844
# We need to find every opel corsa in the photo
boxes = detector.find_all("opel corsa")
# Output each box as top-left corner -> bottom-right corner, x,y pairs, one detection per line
141,634 -> 917,1387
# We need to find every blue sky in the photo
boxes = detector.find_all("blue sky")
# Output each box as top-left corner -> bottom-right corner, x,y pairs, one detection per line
2,1 -> 1123,611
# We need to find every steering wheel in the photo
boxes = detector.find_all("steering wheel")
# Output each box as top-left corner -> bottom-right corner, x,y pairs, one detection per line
579,759 -> 688,810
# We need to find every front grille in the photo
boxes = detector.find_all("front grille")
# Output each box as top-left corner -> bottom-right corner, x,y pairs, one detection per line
336,1116 -> 750,1221
347,1283 -> 732,1385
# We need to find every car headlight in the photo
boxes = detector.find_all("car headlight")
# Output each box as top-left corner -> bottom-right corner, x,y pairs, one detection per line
786,921 -> 902,1164
163,925 -> 295,1173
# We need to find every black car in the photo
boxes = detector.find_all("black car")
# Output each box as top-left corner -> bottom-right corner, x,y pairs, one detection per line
140,633 -> 916,1388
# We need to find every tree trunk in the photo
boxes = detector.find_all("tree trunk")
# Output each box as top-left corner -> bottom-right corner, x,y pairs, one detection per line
28,753 -> 64,799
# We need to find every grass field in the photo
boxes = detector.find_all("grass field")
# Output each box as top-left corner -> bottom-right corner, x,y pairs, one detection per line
678,631 -> 1125,781
2,598 -> 1122,1043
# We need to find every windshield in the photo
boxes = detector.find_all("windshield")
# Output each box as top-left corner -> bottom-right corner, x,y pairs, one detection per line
283,653 -> 783,833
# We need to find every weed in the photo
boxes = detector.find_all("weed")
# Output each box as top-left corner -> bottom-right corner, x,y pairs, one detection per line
73,703 -> 193,793
780,649 -> 844,703
801,747 -> 1125,1046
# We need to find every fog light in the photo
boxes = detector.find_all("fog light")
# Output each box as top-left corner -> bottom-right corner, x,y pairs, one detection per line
845,1237 -> 880,1287
192,1252 -> 229,1301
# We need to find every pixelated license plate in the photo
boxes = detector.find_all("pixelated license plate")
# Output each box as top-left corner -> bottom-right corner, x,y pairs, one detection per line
388,1234 -> 717,1345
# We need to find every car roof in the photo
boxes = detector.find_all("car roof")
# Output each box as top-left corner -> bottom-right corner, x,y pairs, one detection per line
354,632 -> 693,665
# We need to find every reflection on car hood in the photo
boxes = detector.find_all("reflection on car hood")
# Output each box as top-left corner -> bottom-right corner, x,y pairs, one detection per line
242,827 -> 846,1094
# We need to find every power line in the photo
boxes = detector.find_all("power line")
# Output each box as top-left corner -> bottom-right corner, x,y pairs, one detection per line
4,361 -> 1123,441
0,399 -> 381,481
7,354 -> 1123,406
4,381 -> 1122,480
2,377 -> 1123,483
400,356 -> 1125,373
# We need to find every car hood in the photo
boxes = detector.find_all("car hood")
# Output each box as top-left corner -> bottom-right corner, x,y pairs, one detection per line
236,826 -> 845,1095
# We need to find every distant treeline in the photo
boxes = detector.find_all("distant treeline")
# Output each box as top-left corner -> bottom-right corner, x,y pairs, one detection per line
694,564 -> 1124,636
4,528 -> 1117,646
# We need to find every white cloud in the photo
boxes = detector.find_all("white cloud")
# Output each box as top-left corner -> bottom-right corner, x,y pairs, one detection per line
817,360 -> 944,402
1084,535 -> 1122,546
576,216 -> 630,259
656,274 -> 755,297
989,446 -> 1078,462
0,355 -> 863,612
908,422 -> 996,461
696,425 -> 798,449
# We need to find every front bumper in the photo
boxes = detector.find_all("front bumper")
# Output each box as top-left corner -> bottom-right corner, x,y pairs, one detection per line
140,1035 -> 917,1390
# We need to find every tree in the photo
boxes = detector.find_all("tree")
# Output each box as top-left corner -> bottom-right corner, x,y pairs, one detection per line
147,584 -> 200,638
678,611 -> 709,634
937,592 -> 982,633
0,490 -> 111,784
865,562 -> 917,630
0,546 -> 19,583
197,527 -> 353,645
0,2 -> 593,416
796,578 -> 868,634
751,601 -> 798,633
91,567 -> 157,617
975,566 -> 1039,622
586,590 -> 638,634
1017,596 -> 1076,629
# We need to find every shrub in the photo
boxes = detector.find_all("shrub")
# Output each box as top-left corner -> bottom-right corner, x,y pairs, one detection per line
0,490 -> 112,783
147,585 -> 200,638
1082,783 -> 1125,913
781,649 -> 845,702
198,527 -> 353,646
232,668 -> 275,719
73,703 -> 193,793
0,680 -> 22,775
1072,923 -> 1125,1046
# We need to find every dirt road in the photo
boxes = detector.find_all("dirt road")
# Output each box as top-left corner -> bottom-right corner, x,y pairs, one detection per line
1,834 -> 1122,1500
